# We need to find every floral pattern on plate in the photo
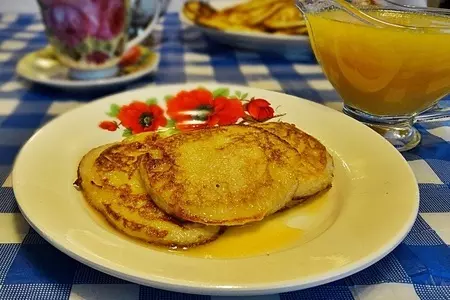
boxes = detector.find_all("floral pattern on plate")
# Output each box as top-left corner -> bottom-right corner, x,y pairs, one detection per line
98,86 -> 285,136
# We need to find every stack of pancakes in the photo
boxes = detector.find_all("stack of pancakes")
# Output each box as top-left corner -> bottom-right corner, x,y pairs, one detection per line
183,0 -> 309,36
76,122 -> 334,248
182,0 -> 377,36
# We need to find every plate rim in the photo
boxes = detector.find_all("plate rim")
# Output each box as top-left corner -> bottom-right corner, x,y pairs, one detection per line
11,82 -> 420,295
15,50 -> 160,89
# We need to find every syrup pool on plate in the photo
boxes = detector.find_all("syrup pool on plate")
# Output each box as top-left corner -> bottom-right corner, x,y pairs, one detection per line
171,186 -> 342,259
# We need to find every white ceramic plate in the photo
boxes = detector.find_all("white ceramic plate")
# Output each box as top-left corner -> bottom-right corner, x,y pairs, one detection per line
16,46 -> 160,91
12,83 -> 419,296
180,0 -> 312,55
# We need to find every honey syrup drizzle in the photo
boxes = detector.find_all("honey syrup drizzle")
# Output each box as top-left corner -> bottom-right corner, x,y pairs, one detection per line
79,186 -> 340,259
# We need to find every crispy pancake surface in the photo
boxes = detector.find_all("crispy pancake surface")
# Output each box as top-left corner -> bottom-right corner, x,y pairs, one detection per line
139,125 -> 300,226
252,122 -> 334,201
183,0 -> 310,36
77,132 -> 223,247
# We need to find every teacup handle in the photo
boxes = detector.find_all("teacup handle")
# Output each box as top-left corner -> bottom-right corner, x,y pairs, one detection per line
126,0 -> 163,50
414,104 -> 450,123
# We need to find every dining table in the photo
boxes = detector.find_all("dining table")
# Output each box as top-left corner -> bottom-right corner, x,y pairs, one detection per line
0,4 -> 449,300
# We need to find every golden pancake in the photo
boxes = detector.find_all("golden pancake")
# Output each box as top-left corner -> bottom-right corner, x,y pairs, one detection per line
263,6 -> 306,30
182,0 -> 308,36
236,3 -> 286,26
76,132 -> 223,247
197,15 -> 258,32
139,125 -> 301,226
224,0 -> 288,13
182,1 -> 216,22
252,122 -> 334,201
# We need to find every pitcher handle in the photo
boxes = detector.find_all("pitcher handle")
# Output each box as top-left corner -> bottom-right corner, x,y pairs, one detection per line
126,0 -> 163,50
414,104 -> 450,123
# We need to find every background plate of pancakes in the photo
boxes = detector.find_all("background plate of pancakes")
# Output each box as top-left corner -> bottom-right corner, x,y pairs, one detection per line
180,0 -> 312,55
12,83 -> 419,295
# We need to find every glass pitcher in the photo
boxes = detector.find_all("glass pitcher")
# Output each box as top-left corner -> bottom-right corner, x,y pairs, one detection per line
296,0 -> 450,151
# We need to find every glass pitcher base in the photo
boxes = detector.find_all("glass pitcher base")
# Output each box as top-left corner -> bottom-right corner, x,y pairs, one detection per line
342,105 -> 421,152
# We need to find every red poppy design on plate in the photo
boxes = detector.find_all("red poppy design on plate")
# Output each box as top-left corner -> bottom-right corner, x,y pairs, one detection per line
99,100 -> 168,137
98,87 -> 284,137
166,88 -> 244,131
117,101 -> 167,134
98,120 -> 118,131
245,98 -> 275,122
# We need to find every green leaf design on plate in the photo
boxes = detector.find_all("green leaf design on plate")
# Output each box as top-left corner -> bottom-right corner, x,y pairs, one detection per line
146,97 -> 158,105
212,87 -> 230,98
158,127 -> 179,138
166,119 -> 176,128
164,95 -> 174,102
106,103 -> 121,117
122,128 -> 132,137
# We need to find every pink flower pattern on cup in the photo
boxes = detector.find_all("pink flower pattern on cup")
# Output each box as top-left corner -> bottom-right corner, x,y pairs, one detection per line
94,0 -> 126,40
42,0 -> 126,47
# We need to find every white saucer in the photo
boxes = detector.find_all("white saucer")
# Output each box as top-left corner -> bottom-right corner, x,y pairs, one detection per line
16,46 -> 160,91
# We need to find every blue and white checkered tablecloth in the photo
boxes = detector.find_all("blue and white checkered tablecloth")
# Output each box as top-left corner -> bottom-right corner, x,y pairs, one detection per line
0,12 -> 450,300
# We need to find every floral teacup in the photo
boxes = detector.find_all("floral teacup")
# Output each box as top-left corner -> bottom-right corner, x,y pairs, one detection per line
36,0 -> 162,80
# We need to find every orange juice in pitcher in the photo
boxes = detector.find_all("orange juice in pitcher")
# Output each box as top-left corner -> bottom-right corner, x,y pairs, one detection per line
308,9 -> 450,116
296,0 -> 450,151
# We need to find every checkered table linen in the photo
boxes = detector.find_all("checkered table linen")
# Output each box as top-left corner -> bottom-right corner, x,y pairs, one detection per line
0,12 -> 449,300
